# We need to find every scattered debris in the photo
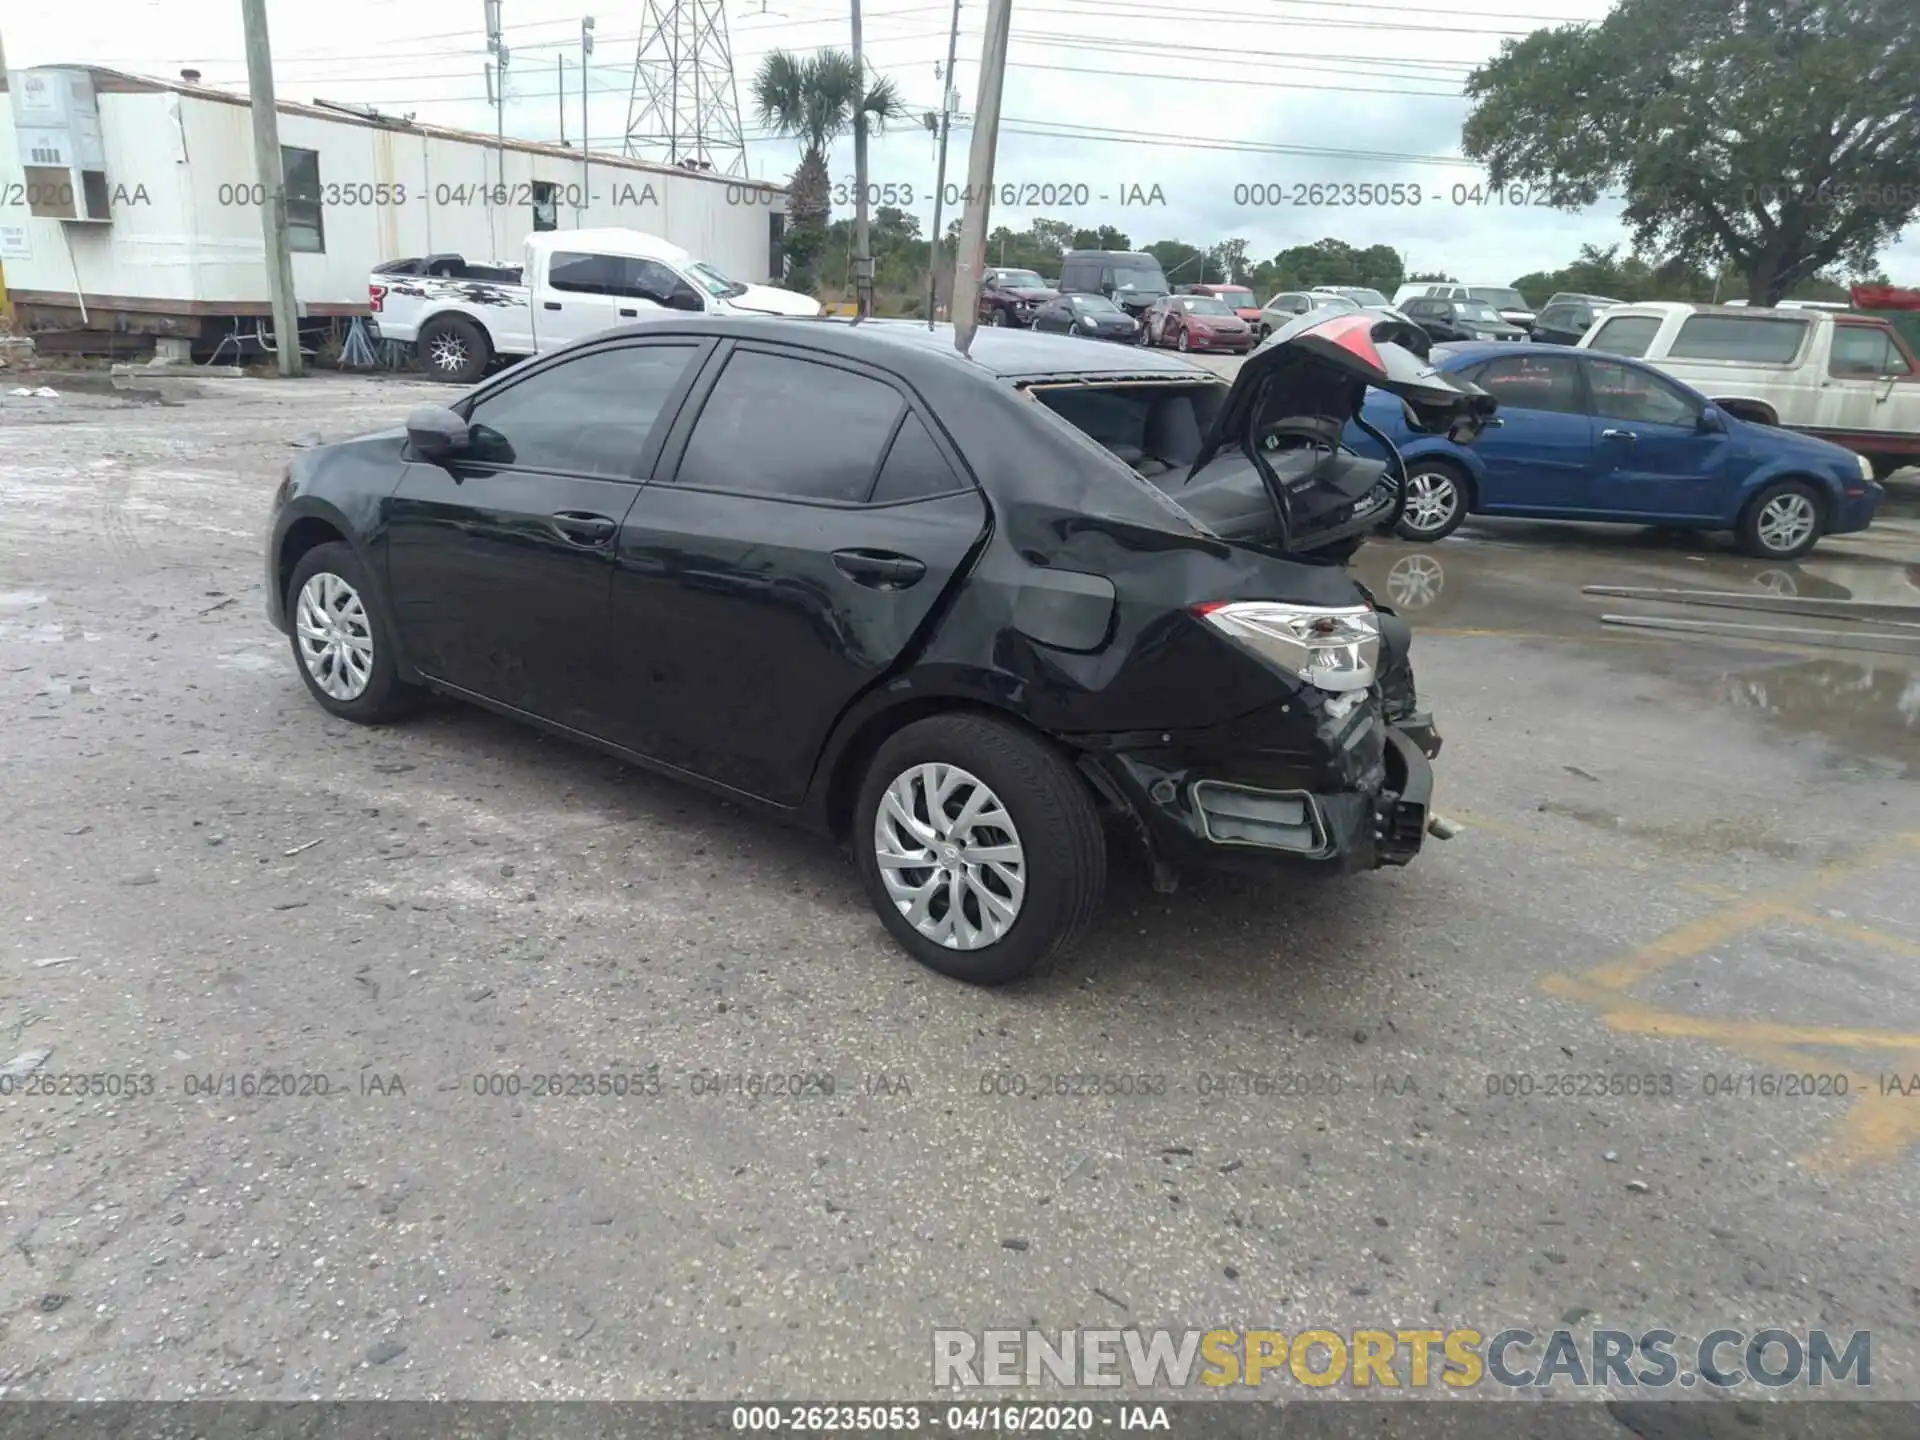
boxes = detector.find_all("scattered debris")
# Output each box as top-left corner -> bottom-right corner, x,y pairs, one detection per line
197,596 -> 237,616
1427,813 -> 1465,840
282,838 -> 325,857
1625,1180 -> 1650,1194
9,385 -> 59,398
1001,1237 -> 1030,1252
1092,1287 -> 1129,1311
1564,765 -> 1601,783
29,957 -> 78,969
2,1049 -> 53,1081
364,1339 -> 407,1366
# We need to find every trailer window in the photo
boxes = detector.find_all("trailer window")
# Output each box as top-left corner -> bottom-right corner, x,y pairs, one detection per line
281,146 -> 324,253
1586,315 -> 1660,358
531,181 -> 558,233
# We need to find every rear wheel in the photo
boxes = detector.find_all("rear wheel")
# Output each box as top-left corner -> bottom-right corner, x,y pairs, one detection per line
854,714 -> 1106,986
1737,479 -> 1823,560
418,315 -> 492,385
1394,459 -> 1469,541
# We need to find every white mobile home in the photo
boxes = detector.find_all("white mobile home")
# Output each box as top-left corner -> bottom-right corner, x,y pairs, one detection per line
0,65 -> 788,354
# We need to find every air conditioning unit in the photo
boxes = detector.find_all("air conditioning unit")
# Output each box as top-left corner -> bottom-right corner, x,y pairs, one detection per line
7,66 -> 113,223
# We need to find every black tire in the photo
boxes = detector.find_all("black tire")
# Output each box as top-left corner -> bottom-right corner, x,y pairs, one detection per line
1393,458 -> 1470,542
854,713 -> 1106,986
1736,479 -> 1824,560
1257,323 -> 1272,342
1869,454 -> 1906,481
1177,329 -> 1191,353
417,314 -> 492,385
285,542 -> 420,724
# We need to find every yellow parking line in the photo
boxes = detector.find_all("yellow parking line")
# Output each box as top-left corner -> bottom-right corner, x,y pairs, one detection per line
1583,833 -> 1920,992
1542,975 -> 1920,1052
1780,908 -> 1920,961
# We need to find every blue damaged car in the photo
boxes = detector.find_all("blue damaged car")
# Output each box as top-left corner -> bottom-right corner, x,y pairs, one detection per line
1343,342 -> 1882,559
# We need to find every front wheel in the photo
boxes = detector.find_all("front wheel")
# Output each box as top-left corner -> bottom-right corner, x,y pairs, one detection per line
854,714 -> 1106,986
1394,460 -> 1469,541
1738,480 -> 1823,560
285,542 -> 420,723
1177,329 -> 1191,353
985,308 -> 1006,327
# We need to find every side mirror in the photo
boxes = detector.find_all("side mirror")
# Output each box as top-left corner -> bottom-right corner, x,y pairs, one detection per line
1698,405 -> 1725,433
406,404 -> 471,460
666,288 -> 705,313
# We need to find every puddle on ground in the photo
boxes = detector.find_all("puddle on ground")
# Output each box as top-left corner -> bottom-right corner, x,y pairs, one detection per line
1720,658 -> 1920,778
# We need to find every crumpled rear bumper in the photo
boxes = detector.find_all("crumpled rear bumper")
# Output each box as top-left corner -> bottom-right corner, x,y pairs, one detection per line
1077,713 -> 1437,879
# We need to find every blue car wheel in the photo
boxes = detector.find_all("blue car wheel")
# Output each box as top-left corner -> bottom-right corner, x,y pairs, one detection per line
1394,459 -> 1468,541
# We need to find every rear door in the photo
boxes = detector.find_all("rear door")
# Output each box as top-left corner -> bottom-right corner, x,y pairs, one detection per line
603,343 -> 989,804
1457,352 -> 1598,509
533,249 -> 630,349
384,338 -> 710,732
1582,357 -> 1731,519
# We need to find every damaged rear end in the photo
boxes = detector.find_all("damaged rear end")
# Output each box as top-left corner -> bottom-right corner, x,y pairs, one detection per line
1000,309 -> 1492,885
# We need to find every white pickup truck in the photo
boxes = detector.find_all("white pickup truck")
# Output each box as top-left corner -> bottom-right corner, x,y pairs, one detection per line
1577,301 -> 1920,478
369,227 -> 823,384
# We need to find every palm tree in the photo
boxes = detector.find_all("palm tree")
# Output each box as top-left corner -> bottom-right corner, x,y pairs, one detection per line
752,48 -> 908,288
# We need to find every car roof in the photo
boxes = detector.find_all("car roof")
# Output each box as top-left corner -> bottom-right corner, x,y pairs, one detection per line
1063,250 -> 1155,261
526,227 -> 691,264
1433,341 -> 1607,365
582,315 -> 1215,384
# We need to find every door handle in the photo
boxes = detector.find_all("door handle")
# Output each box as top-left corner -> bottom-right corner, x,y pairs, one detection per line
543,301 -> 563,311
832,549 -> 926,589
1602,428 -> 1638,441
619,307 -> 638,317
549,511 -> 617,546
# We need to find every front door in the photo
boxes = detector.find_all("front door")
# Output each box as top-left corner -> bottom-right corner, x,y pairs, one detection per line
1458,352 -> 1598,510
383,338 -> 710,732
604,342 -> 989,805
1583,357 -> 1731,520
1820,321 -> 1920,446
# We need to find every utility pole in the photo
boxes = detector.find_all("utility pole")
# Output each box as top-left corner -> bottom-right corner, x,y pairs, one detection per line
580,16 -> 594,222
240,0 -> 302,376
557,54 -> 566,145
850,0 -> 874,317
924,0 -> 961,328
485,0 -> 506,254
950,0 -> 1010,355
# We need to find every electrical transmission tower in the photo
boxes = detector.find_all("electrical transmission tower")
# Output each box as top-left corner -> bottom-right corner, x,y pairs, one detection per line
624,0 -> 748,176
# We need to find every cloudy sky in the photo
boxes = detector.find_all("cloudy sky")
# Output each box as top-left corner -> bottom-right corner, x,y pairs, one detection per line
6,0 -> 1916,284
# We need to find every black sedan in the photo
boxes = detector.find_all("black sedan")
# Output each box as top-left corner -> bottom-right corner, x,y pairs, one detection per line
266,313 -> 1486,984
1399,295 -> 1528,343
1030,293 -> 1142,343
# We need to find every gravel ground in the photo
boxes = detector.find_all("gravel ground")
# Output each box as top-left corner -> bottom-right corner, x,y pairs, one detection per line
1,370 -> 1917,1414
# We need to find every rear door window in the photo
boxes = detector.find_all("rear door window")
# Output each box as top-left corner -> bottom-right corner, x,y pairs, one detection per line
1587,315 -> 1661,358
1463,354 -> 1585,414
1668,314 -> 1809,363
547,251 -> 621,295
671,349 -> 904,503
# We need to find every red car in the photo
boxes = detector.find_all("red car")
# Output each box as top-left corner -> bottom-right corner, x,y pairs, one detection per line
1147,293 -> 1255,353
1178,282 -> 1263,330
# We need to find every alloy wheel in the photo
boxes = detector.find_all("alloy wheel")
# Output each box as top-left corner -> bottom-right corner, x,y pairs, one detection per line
1386,552 -> 1446,611
1756,493 -> 1816,554
427,333 -> 470,374
294,571 -> 376,701
873,762 -> 1025,951
1402,469 -> 1460,535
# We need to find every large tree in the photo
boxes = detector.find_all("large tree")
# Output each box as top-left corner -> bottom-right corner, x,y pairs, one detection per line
1462,0 -> 1920,305
752,48 -> 908,293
